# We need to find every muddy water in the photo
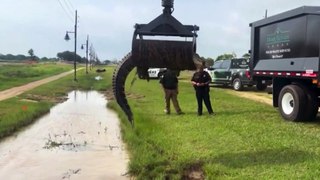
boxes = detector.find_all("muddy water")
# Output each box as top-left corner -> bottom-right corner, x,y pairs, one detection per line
0,91 -> 129,180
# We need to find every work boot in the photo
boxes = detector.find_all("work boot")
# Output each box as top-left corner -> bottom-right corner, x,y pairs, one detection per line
177,111 -> 185,115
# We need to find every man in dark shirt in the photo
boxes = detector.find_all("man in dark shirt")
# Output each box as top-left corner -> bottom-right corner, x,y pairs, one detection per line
191,65 -> 214,116
160,70 -> 184,115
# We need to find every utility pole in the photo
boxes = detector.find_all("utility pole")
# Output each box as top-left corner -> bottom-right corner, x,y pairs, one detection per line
81,35 -> 89,74
74,10 -> 78,81
64,10 -> 78,81
85,35 -> 89,74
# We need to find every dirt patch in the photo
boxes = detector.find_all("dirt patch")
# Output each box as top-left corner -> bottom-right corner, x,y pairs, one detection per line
25,94 -> 68,103
182,163 -> 204,180
105,89 -> 145,101
126,92 -> 145,99
20,99 -> 39,103
224,89 -> 272,106
105,89 -> 114,100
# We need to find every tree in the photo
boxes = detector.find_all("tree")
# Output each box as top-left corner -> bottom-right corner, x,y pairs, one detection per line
216,53 -> 237,61
5,54 -> 15,60
205,57 -> 214,67
95,55 -> 101,65
103,60 -> 111,65
57,51 -> 82,62
28,49 -> 35,60
200,56 -> 214,67
41,57 -> 49,61
242,53 -> 250,59
16,54 -> 27,60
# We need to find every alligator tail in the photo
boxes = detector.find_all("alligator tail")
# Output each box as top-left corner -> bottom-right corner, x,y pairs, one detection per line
112,52 -> 135,124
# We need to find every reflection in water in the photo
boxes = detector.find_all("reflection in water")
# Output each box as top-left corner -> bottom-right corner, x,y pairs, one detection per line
74,90 -> 77,102
0,91 -> 129,179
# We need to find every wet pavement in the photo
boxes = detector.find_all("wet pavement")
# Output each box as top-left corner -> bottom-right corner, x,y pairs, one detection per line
0,91 -> 129,180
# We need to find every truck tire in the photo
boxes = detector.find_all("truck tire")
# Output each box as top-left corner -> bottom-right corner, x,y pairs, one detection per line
232,78 -> 243,91
300,86 -> 318,121
256,80 -> 267,91
278,85 -> 306,122
157,72 -> 164,79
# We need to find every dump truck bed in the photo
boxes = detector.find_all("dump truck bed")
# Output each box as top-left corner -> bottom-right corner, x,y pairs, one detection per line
250,6 -> 320,80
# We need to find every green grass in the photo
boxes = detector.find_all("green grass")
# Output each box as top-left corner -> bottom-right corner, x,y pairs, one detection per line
109,71 -> 320,179
0,66 -> 112,139
0,63 -> 73,91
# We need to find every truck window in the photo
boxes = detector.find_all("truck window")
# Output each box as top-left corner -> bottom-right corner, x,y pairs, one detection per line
213,61 -> 223,69
221,60 -> 231,69
231,59 -> 249,69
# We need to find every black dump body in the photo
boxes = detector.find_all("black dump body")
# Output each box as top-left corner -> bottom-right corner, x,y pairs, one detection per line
250,6 -> 320,81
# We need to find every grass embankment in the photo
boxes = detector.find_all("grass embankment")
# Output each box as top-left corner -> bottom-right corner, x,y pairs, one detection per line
0,66 -> 112,139
0,63 -> 73,91
109,71 -> 320,179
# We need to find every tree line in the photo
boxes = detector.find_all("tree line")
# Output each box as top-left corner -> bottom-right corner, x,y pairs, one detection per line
201,52 -> 251,66
0,49 -> 96,63
0,48 -> 56,61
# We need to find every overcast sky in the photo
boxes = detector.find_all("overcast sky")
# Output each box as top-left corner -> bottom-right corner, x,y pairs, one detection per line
0,0 -> 319,60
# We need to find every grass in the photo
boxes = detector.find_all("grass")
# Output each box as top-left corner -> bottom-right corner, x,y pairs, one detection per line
108,70 -> 320,179
0,65 -> 112,139
0,98 -> 52,138
0,62 -> 73,91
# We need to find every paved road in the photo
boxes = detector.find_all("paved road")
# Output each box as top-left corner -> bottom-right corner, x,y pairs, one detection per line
0,69 -> 82,101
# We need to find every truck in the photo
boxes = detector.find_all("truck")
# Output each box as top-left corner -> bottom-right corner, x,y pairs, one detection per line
147,68 -> 167,79
249,6 -> 320,122
206,58 -> 257,91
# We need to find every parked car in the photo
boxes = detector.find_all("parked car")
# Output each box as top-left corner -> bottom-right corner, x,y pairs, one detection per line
205,58 -> 254,91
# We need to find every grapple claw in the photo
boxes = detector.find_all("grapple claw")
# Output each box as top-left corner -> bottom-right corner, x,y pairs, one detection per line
112,0 -> 200,123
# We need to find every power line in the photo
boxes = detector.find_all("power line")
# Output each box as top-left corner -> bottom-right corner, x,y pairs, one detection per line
62,0 -> 74,16
65,0 -> 75,11
57,0 -> 74,22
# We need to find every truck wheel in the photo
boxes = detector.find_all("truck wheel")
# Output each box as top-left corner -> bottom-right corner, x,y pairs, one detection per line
157,72 -> 164,79
278,85 -> 306,122
256,80 -> 267,91
232,78 -> 243,91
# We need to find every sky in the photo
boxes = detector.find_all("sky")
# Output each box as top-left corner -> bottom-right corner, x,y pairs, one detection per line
0,0 -> 319,61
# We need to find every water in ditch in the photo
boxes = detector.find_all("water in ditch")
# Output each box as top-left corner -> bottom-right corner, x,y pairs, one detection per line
0,91 -> 129,179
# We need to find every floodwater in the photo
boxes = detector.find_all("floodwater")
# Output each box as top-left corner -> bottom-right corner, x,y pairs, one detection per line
0,91 -> 129,180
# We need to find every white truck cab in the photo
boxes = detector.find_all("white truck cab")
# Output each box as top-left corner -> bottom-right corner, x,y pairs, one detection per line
148,68 -> 167,78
